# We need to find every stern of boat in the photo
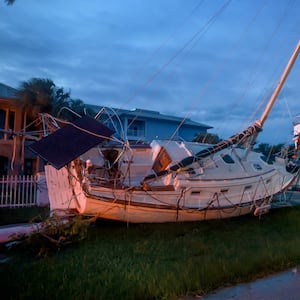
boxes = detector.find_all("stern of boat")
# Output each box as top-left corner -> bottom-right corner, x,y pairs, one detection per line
44,164 -> 87,215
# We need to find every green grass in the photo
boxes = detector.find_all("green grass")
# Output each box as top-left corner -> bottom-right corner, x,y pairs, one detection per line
1,206 -> 300,299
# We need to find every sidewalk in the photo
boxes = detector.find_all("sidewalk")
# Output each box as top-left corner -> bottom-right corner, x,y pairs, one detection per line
181,267 -> 300,300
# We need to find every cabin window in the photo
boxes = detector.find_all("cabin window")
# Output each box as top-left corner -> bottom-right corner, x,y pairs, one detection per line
221,154 -> 235,164
152,147 -> 171,174
244,185 -> 252,190
191,190 -> 201,195
253,163 -> 262,170
187,168 -> 196,175
220,189 -> 228,193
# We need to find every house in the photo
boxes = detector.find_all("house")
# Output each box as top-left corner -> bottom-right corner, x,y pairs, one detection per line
0,82 -> 213,175
87,105 -> 213,143
0,83 -> 40,176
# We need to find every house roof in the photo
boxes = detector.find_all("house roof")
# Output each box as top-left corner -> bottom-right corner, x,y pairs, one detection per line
0,83 -> 18,99
87,105 -> 213,129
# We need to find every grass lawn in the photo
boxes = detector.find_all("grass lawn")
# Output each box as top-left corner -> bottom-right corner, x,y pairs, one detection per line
1,206 -> 300,299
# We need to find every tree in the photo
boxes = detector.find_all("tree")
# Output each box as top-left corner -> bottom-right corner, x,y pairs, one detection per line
69,99 -> 94,117
57,99 -> 87,121
193,132 -> 221,144
254,143 -> 286,156
253,142 -> 294,162
18,78 -> 56,120
52,87 -> 71,117
17,78 -> 72,120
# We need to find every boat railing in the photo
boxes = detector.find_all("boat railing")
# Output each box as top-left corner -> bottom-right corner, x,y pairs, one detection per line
83,165 -> 125,188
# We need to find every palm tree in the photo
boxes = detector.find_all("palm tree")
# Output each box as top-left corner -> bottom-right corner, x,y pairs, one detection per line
193,132 -> 221,144
17,78 -> 74,120
52,87 -> 71,116
17,78 -> 56,120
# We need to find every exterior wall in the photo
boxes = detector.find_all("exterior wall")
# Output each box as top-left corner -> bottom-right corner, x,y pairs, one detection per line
126,118 -> 208,142
145,119 -> 181,141
87,105 -> 212,143
0,98 -> 24,175
0,96 -> 40,175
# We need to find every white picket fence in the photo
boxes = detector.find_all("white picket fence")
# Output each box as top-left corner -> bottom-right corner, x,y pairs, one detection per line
0,175 -> 37,208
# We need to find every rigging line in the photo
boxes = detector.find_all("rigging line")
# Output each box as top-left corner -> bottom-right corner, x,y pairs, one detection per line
127,109 -> 144,130
128,0 -> 205,84
219,0 -> 268,127
215,0 -> 268,132
112,1 -> 226,140
205,0 -> 269,139
10,136 -> 16,170
239,0 -> 296,130
242,6 -> 299,145
167,0 -> 264,79
285,98 -> 293,123
68,122 -> 124,144
162,0 -> 265,141
99,1 -> 230,141
168,113 -> 190,142
104,0 -> 205,122
152,0 -> 233,142
119,0 -> 232,111
42,113 -> 125,145
178,0 -> 234,57
19,116 -> 42,133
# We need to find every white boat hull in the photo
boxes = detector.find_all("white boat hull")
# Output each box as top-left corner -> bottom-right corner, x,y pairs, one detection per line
45,155 -> 297,223
82,194 -> 256,223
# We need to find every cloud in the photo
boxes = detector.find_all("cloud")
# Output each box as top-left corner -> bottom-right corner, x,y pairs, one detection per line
1,0 -> 300,144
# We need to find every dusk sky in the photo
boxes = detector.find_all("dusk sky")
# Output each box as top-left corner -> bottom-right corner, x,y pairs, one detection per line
1,0 -> 300,144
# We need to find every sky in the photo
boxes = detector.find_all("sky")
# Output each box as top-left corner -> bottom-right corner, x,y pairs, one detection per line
1,0 -> 300,145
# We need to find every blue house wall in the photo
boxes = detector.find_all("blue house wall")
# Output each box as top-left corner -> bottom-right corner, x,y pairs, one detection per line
87,105 -> 213,142
143,119 -> 179,141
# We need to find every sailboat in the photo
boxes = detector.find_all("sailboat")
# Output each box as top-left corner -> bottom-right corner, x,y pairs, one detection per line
30,41 -> 300,223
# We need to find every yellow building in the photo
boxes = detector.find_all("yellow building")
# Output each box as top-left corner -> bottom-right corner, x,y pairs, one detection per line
0,83 -> 39,175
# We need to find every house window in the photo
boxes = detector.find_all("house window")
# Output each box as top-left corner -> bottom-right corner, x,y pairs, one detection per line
0,109 -> 15,140
0,109 -> 5,139
0,156 -> 8,176
127,119 -> 145,137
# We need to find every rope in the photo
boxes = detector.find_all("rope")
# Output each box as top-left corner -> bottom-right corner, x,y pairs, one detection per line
10,135 -> 16,170
42,113 -> 125,145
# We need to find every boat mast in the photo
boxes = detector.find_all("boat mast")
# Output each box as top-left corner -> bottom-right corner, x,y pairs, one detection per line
142,41 -> 300,183
257,41 -> 300,127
